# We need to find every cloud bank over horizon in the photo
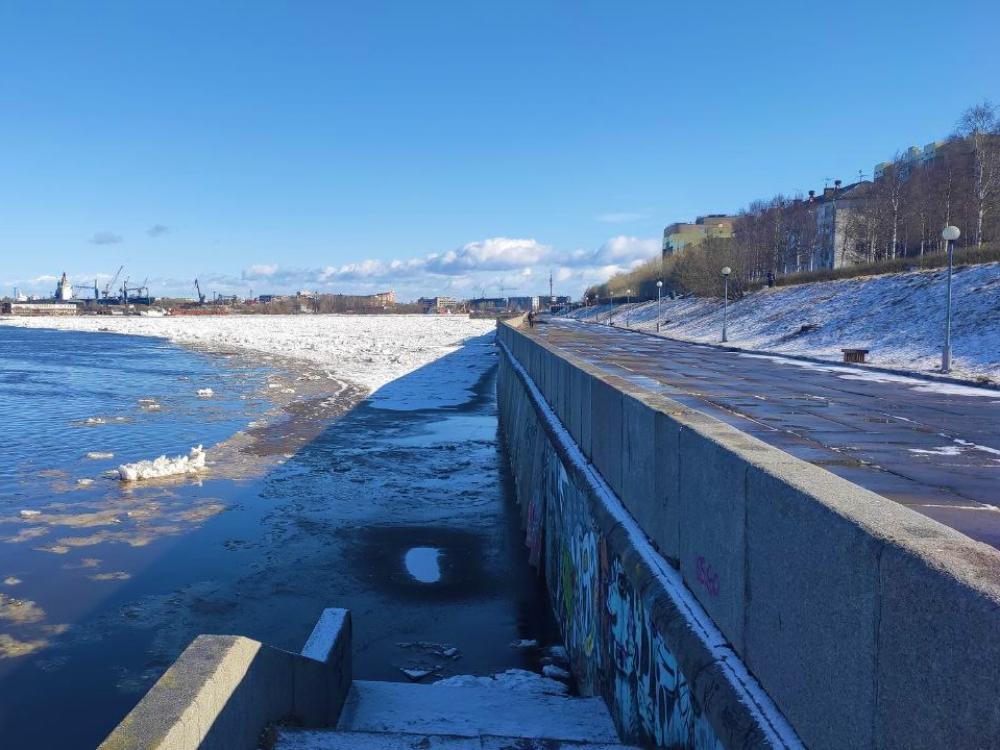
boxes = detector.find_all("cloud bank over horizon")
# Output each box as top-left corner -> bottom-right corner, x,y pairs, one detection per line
6,234 -> 660,302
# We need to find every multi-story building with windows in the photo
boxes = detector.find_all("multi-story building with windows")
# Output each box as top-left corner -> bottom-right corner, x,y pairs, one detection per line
662,214 -> 735,257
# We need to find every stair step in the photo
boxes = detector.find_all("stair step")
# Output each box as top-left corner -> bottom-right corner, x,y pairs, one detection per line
276,729 -> 637,750
335,679 -> 622,743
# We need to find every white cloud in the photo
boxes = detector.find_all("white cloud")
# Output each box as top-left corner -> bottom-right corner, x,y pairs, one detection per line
230,235 -> 657,299
423,237 -> 551,273
243,264 -> 279,279
11,235 -> 658,302
592,235 -> 660,263
89,231 -> 123,245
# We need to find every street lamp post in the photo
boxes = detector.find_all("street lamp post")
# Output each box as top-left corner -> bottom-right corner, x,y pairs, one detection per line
721,267 -> 732,343
656,280 -> 663,333
625,288 -> 632,327
608,291 -> 614,325
941,225 -> 960,372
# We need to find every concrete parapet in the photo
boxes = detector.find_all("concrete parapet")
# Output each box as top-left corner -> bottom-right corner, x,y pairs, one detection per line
875,529 -> 1000,748
496,333 -> 800,749
676,420 -> 751,654
589,376 -> 624,498
496,319 -> 1000,750
744,464 -> 882,749
100,608 -> 352,750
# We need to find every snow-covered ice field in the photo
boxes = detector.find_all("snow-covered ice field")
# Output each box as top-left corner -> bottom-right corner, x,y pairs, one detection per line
570,262 -> 1000,381
1,314 -> 498,410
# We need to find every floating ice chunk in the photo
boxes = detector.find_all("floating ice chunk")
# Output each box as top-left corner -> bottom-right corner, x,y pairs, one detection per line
196,388 -> 214,398
399,666 -> 437,681
542,664 -> 571,681
19,510 -> 41,518
510,639 -> 538,649
85,452 -> 114,460
404,547 -> 441,583
544,645 -> 569,662
117,446 -> 207,482
76,478 -> 94,486
3,577 -> 21,586
84,417 -> 107,425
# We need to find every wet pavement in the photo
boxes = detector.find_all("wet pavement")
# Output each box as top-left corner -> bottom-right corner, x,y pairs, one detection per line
532,319 -> 1000,549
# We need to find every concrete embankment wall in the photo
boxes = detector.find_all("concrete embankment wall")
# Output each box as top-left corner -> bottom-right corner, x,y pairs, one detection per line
496,320 -> 1000,750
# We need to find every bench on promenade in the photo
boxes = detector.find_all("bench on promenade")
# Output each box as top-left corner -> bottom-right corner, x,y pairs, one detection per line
841,348 -> 870,363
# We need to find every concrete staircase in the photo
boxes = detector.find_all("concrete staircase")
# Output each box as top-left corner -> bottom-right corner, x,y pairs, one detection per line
99,609 -> 635,750
274,679 -> 635,750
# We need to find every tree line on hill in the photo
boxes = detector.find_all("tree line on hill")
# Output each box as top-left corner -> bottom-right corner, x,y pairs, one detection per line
588,101 -> 1000,300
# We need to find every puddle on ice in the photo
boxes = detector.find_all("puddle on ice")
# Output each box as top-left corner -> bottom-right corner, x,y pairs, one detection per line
404,547 -> 442,583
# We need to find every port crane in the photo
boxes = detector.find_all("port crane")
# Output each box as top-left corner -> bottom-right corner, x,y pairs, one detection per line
194,279 -> 206,304
496,281 -> 518,298
103,265 -> 124,302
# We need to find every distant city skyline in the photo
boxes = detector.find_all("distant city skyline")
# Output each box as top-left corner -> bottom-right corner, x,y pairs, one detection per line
1,2 -> 998,300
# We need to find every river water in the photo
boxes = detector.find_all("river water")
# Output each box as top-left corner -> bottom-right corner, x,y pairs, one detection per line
0,324 -> 557,748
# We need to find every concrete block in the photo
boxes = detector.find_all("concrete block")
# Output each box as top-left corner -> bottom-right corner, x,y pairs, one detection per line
620,390 -> 656,535
531,341 -> 544,388
569,364 -> 592,459
744,463 -> 882,750
677,423 -> 748,652
651,406 -> 682,563
542,348 -> 556,408
557,355 -> 572,430
537,345 -> 547,396
876,534 -> 1000,749
589,375 -> 624,498
298,608 -> 352,724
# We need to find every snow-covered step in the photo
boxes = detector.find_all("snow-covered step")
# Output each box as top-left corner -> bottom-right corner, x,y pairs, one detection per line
335,679 -> 622,743
276,729 -> 636,750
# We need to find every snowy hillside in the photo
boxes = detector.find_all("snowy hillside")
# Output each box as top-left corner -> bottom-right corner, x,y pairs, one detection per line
568,262 -> 1000,381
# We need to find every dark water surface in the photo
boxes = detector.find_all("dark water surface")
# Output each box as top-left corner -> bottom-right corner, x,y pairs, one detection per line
0,326 -> 556,749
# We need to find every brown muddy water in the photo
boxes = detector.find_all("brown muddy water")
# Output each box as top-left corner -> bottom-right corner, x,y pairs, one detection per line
0,327 -> 558,748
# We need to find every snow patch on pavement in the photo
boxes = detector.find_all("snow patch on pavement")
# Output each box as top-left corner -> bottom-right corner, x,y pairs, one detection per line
435,668 -> 568,696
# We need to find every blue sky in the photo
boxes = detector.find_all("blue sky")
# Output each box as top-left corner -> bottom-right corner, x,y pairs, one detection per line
2,1 -> 998,301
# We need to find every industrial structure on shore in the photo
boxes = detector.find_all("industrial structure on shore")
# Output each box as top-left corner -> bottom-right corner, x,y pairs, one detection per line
3,270 -> 573,318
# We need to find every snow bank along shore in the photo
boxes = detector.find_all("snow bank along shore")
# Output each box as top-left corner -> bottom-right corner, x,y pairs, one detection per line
570,262 -> 1000,381
2,315 -> 498,409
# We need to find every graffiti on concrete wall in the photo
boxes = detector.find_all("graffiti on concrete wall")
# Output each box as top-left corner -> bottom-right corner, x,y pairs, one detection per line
503,358 -> 723,750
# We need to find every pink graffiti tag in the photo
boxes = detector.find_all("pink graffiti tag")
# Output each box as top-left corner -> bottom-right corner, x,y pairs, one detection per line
695,556 -> 720,596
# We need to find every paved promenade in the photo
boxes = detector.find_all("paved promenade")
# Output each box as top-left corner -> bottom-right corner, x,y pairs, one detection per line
532,319 -> 1000,549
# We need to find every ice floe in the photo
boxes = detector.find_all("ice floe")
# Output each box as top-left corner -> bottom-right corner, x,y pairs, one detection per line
117,445 -> 207,482
6,315 -> 497,410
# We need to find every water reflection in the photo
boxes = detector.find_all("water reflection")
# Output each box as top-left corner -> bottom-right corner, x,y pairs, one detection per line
404,547 -> 442,583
